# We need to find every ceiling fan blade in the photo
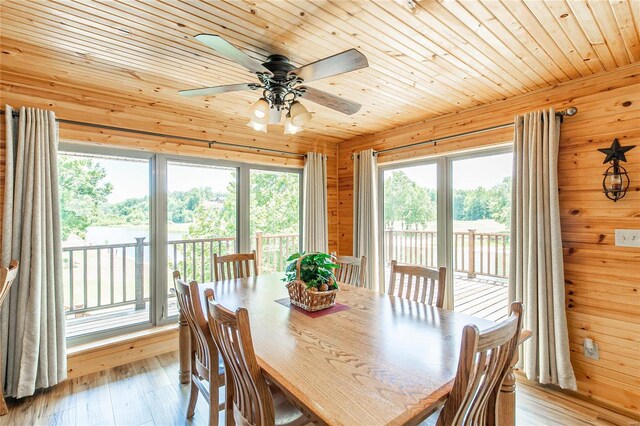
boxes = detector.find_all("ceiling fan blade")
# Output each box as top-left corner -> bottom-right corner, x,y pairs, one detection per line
288,49 -> 368,83
299,86 -> 362,115
179,83 -> 256,97
194,34 -> 272,75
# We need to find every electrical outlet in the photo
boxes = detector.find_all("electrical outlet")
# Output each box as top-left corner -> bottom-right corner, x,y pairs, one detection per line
583,338 -> 600,360
615,229 -> 640,247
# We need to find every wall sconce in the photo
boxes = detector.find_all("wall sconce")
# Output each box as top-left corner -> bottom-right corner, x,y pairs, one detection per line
598,138 -> 635,202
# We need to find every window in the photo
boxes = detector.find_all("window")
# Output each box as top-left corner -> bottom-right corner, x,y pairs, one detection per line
165,161 -> 238,317
59,145 -> 302,343
381,163 -> 438,286
59,151 -> 152,339
249,169 -> 301,273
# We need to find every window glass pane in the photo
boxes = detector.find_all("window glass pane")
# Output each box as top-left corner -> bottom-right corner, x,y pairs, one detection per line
60,152 -> 151,339
166,162 -> 237,316
382,164 -> 438,286
451,152 -> 511,320
249,169 -> 300,273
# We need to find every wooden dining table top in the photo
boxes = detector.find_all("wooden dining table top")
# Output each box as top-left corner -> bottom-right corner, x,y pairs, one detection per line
198,272 -> 496,426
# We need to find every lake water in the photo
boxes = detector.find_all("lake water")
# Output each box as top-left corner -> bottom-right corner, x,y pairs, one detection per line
63,225 -> 190,261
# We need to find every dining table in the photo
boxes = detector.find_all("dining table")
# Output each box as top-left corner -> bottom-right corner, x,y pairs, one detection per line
177,272 -> 524,426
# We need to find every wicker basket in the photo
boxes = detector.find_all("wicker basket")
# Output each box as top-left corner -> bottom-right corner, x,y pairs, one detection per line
285,253 -> 338,312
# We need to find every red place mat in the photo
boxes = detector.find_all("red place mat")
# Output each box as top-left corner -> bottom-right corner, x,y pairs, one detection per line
275,298 -> 351,318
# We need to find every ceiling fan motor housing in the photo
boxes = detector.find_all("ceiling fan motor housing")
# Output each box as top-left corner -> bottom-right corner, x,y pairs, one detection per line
260,55 -> 302,110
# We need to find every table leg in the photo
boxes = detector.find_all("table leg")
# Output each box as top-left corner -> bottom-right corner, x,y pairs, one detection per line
498,350 -> 518,426
178,311 -> 191,384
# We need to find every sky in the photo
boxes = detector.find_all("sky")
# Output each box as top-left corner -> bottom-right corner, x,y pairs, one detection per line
62,154 -> 236,203
390,152 -> 512,190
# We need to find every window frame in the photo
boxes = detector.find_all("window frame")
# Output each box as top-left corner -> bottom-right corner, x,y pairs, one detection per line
58,143 -> 303,344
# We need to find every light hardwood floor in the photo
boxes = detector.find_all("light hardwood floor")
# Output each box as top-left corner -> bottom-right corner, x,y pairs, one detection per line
1,351 -> 636,426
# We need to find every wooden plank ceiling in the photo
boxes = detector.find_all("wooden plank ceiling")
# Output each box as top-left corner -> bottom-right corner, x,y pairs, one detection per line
1,0 -> 639,144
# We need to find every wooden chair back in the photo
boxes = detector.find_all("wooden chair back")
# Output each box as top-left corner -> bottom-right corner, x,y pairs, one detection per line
213,251 -> 258,281
333,254 -> 366,287
0,260 -> 19,307
206,295 -> 276,426
388,261 -> 446,308
171,271 -> 217,380
437,302 -> 524,426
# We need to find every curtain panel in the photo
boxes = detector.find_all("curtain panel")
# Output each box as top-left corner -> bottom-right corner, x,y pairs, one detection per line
1,105 -> 66,398
302,152 -> 328,253
510,108 -> 577,390
353,149 -> 380,292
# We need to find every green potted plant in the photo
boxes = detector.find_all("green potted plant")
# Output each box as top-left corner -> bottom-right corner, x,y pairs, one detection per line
283,252 -> 340,311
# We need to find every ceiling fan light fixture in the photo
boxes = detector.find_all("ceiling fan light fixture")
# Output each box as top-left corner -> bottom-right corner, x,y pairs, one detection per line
289,101 -> 312,126
250,97 -> 270,120
284,115 -> 303,135
247,119 -> 268,133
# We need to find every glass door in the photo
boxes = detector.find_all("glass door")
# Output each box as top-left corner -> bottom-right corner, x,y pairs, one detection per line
450,151 -> 512,320
381,162 -> 438,288
165,160 -> 238,316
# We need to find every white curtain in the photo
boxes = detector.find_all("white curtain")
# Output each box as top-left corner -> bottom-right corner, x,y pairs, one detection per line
353,149 -> 380,292
510,108 -> 577,390
1,105 -> 66,398
302,152 -> 328,253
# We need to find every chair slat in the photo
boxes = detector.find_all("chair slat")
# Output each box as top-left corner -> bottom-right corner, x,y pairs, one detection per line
388,261 -> 446,308
213,251 -> 259,281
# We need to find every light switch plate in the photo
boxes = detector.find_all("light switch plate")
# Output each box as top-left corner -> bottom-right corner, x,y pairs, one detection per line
615,229 -> 640,247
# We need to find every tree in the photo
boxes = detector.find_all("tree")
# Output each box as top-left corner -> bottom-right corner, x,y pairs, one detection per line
488,176 -> 511,226
383,171 -> 435,229
58,156 -> 113,240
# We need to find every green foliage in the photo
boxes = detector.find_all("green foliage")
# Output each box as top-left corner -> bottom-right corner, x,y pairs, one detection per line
383,171 -> 435,229
282,252 -> 339,291
58,156 -> 113,240
384,171 -> 512,228
453,176 -> 512,226
250,171 -> 300,235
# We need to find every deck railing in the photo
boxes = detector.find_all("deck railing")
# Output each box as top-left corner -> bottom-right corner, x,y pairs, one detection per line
63,233 -> 299,316
384,228 -> 510,279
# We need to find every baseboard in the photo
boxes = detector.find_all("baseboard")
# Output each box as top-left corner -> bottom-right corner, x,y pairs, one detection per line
66,324 -> 179,380
515,371 -> 640,423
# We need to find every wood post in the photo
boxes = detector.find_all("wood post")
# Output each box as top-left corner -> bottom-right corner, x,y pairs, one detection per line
387,227 -> 394,265
134,237 -> 146,310
255,232 -> 263,271
467,229 -> 476,278
178,310 -> 191,384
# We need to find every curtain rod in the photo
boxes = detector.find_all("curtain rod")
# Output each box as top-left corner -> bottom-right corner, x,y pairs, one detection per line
354,106 -> 578,158
0,109 -> 306,158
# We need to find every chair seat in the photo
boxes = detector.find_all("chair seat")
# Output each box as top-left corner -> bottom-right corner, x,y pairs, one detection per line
269,384 -> 308,426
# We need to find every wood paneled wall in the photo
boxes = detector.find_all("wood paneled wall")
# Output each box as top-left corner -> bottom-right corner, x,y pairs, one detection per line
337,62 -> 640,415
0,75 -> 340,252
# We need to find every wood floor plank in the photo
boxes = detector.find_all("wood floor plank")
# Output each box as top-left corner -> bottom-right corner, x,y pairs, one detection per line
73,370 -> 116,426
106,364 -> 154,426
3,351 -> 635,426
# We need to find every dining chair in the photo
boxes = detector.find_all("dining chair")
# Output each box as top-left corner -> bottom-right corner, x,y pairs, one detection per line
205,293 -> 309,426
172,271 -> 224,426
213,250 -> 258,281
434,301 -> 524,426
332,254 -> 367,287
0,260 -> 19,416
388,260 -> 446,308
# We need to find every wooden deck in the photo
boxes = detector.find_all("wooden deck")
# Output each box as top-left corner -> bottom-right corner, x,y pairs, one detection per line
67,275 -> 508,338
453,273 -> 509,322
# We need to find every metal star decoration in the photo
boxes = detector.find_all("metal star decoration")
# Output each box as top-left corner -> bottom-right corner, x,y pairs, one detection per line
598,138 -> 635,164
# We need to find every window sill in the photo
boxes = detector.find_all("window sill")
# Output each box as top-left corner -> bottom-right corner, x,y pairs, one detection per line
66,323 -> 179,379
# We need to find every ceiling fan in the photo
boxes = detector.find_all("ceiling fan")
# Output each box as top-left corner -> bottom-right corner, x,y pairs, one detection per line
179,34 -> 369,134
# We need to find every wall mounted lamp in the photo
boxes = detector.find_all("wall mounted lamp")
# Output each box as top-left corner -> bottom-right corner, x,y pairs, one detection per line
598,138 -> 635,202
